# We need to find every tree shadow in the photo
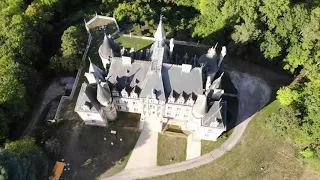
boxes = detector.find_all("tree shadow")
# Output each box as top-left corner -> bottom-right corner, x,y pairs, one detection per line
40,111 -> 151,180
221,55 -> 292,127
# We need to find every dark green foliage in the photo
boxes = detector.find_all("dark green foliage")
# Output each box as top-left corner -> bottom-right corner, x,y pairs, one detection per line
60,26 -> 86,71
0,149 -> 48,180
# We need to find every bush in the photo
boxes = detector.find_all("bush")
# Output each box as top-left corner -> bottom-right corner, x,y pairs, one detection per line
265,105 -> 302,138
45,137 -> 61,156
5,137 -> 40,154
277,87 -> 299,106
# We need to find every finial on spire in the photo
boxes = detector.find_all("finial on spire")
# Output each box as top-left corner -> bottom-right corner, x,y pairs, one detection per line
154,15 -> 166,41
214,42 -> 218,49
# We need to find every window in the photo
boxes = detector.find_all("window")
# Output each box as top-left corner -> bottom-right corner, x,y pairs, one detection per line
184,115 -> 188,118
92,120 -> 96,123
110,106 -> 113,111
167,112 -> 171,116
117,106 -> 121,110
133,102 -> 137,105
175,113 -> 180,117
116,100 -> 120,103
186,109 -> 189,112
134,108 -> 138,112
208,129 -> 212,133
168,106 -> 172,110
177,108 -> 181,111
87,114 -> 91,117
124,101 -> 128,104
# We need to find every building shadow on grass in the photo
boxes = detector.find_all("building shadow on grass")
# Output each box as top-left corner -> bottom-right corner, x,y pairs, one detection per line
221,56 -> 292,128
45,112 -> 149,180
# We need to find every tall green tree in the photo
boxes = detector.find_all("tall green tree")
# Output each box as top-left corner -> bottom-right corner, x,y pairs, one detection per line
60,26 -> 86,71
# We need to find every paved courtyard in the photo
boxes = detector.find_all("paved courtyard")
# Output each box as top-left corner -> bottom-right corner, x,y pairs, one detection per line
125,130 -> 158,169
186,135 -> 201,160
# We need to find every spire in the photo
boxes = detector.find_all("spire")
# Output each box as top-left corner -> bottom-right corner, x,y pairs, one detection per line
100,34 -> 113,59
88,57 -> 105,82
154,15 -> 166,41
96,81 -> 112,106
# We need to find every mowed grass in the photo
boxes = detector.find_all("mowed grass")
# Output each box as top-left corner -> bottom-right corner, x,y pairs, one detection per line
149,100 -> 316,180
157,133 -> 187,166
115,36 -> 153,51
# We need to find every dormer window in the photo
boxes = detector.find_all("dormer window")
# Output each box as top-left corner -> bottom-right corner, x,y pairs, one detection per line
168,97 -> 175,104
177,98 -> 184,104
121,89 -> 128,98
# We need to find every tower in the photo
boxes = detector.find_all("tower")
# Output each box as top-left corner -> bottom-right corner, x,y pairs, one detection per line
96,81 -> 117,121
98,34 -> 113,69
150,15 -> 169,71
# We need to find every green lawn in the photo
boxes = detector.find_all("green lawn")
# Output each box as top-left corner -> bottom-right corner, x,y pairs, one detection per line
149,100 -> 318,180
115,36 -> 153,51
157,133 -> 187,166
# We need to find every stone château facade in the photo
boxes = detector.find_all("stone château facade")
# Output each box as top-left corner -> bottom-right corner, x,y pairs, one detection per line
75,17 -> 227,141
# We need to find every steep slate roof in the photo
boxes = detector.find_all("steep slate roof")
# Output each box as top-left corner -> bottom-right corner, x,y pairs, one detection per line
162,64 -> 203,95
198,47 -> 219,74
107,34 -> 121,53
139,71 -> 166,101
192,94 -> 207,118
210,72 -> 224,90
154,16 -> 166,41
202,99 -> 225,128
107,59 -> 151,90
100,34 -> 113,59
107,58 -> 203,102
96,82 -> 112,106
89,58 -> 105,81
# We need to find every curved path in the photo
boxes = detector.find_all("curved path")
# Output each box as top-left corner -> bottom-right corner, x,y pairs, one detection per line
105,65 -> 271,180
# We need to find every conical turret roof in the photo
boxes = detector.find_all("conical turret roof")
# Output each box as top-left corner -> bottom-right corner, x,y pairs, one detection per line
89,57 -> 105,81
96,81 -> 112,106
154,16 -> 166,41
100,34 -> 113,59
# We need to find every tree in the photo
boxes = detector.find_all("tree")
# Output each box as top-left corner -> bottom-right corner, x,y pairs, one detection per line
0,149 -> 48,180
0,56 -> 27,118
277,86 -> 299,106
5,137 -> 40,155
60,26 -> 86,71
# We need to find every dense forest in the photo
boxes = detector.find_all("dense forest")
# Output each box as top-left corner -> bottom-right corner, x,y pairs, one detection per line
0,0 -> 319,179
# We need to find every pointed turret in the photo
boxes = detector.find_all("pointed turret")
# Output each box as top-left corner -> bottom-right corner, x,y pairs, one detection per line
97,82 -> 112,107
88,57 -> 105,82
210,72 -> 224,90
99,34 -> 113,69
154,16 -> 166,41
100,34 -> 113,59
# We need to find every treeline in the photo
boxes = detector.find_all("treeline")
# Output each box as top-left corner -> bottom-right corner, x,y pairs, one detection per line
0,0 -> 319,178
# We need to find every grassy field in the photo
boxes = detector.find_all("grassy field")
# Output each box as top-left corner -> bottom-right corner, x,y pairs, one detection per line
157,133 -> 187,166
115,36 -> 153,51
149,100 -> 319,180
